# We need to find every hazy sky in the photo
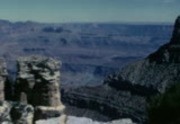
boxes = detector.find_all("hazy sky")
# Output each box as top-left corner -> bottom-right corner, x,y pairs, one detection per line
0,0 -> 179,23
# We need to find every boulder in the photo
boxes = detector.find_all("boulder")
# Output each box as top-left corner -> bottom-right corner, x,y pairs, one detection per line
0,101 -> 12,123
0,101 -> 34,124
10,102 -> 34,124
34,105 -> 65,120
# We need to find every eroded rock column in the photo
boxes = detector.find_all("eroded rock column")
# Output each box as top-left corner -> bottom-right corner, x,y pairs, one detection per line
0,59 -> 11,123
15,56 -> 66,123
0,59 -> 34,124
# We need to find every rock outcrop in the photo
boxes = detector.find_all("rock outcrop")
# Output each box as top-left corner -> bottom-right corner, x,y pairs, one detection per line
62,16 -> 180,124
15,56 -> 66,122
10,102 -> 34,124
62,86 -> 146,123
0,59 -> 34,124
0,101 -> 34,124
15,56 -> 61,105
116,16 -> 180,93
148,16 -> 180,64
0,56 -> 66,124
0,59 -> 7,101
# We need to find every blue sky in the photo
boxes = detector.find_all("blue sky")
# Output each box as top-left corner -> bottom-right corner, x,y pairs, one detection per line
0,0 -> 179,23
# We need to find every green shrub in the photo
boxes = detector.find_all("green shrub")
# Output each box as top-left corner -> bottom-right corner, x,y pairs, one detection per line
148,83 -> 180,124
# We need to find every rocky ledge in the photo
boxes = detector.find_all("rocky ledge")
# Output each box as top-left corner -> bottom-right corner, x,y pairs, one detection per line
62,85 -> 146,123
62,16 -> 180,124
37,116 -> 135,124
0,56 -> 66,124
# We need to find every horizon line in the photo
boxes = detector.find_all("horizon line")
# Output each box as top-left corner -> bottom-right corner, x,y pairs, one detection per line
0,18 -> 174,25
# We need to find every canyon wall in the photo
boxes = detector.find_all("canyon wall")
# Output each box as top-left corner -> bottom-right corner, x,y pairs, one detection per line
62,16 -> 180,124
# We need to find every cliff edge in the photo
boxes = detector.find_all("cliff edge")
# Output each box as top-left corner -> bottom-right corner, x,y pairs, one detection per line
115,16 -> 180,93
62,16 -> 180,124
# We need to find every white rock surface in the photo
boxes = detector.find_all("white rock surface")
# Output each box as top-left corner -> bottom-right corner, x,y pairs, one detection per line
36,116 -> 135,124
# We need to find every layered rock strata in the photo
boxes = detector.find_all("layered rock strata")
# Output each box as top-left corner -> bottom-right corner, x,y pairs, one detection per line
0,59 -> 7,101
62,86 -> 146,123
15,56 -> 66,123
0,56 -> 66,124
0,59 -> 34,124
62,16 -> 180,124
117,16 -> 180,93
